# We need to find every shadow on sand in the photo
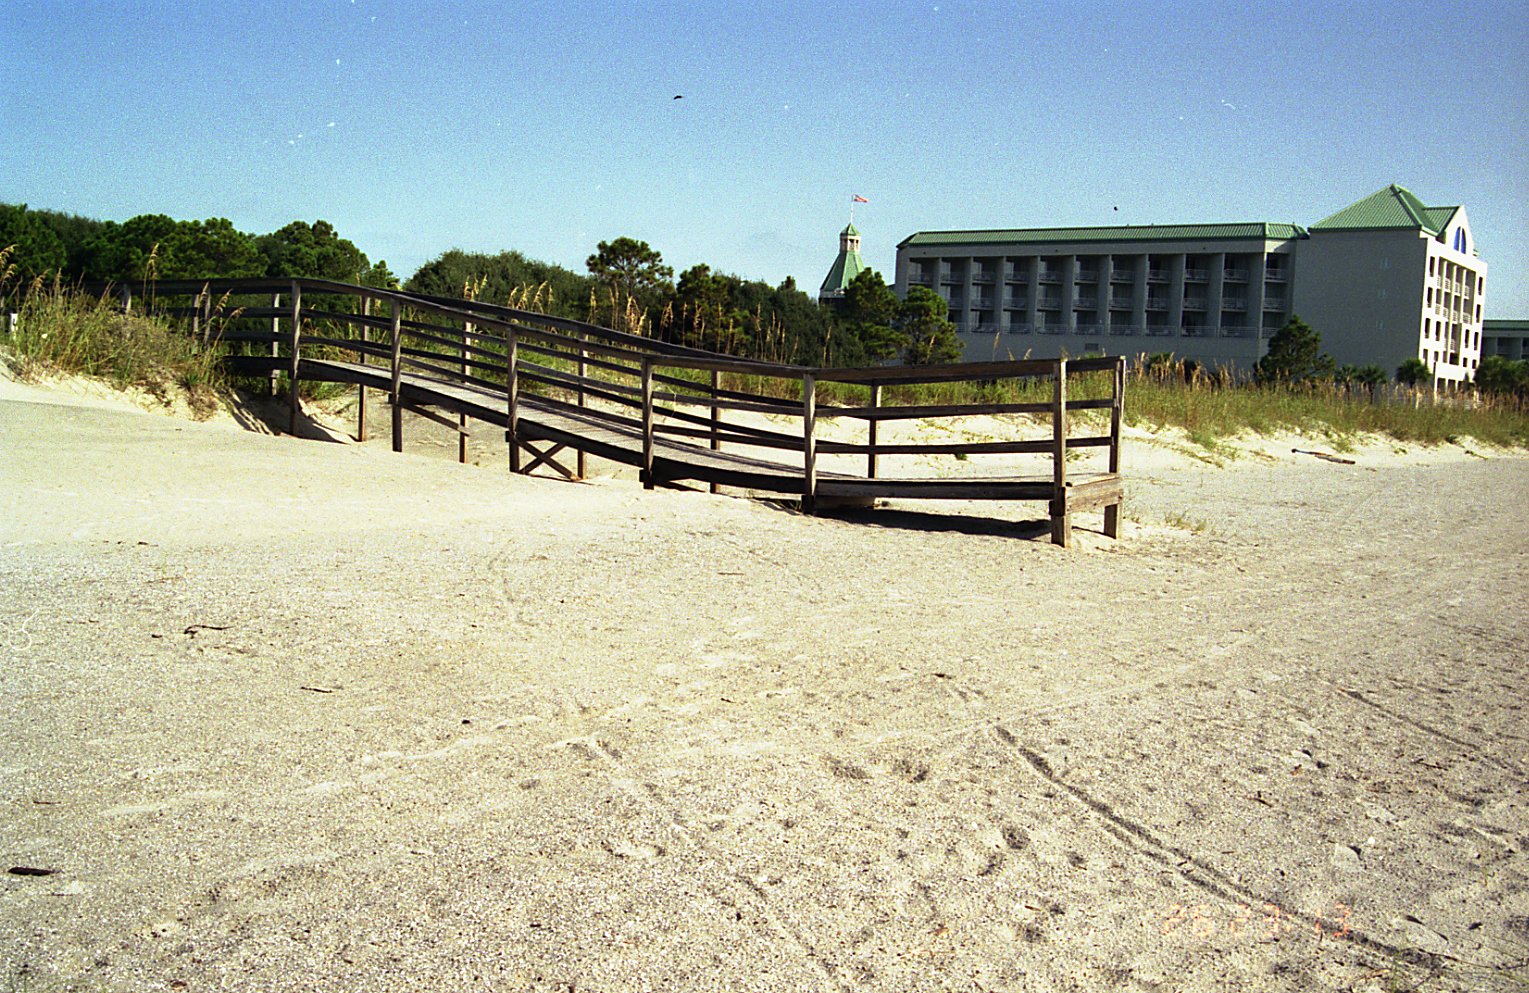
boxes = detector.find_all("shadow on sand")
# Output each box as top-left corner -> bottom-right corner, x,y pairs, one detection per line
226,389 -> 355,444
763,499 -> 1066,542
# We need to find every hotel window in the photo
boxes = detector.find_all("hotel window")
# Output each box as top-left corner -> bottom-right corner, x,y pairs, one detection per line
1453,229 -> 1466,253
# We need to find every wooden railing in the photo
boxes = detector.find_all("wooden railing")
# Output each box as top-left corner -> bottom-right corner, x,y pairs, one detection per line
102,277 -> 1125,545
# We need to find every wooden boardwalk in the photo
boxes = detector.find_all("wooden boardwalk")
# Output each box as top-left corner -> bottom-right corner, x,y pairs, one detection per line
133,277 -> 1126,546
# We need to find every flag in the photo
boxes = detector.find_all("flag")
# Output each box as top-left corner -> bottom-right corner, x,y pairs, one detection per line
852,194 -> 869,203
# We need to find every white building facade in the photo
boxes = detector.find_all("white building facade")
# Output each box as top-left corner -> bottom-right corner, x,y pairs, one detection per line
894,185 -> 1486,384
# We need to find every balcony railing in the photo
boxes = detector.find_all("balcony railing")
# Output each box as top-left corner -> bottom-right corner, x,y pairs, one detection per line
1183,296 -> 1207,311
1220,326 -> 1258,338
972,297 -> 994,310
969,323 -> 1000,335
1262,295 -> 1287,310
908,273 -> 934,286
1264,268 -> 1288,282
1221,297 -> 1248,311
1038,295 -> 1062,309
1037,270 -> 1062,284
1147,270 -> 1169,283
1075,324 -> 1104,337
971,273 -> 995,284
1004,323 -> 1034,335
1110,266 -> 1136,280
1005,299 -> 1029,310
1074,294 -> 1098,308
1223,270 -> 1249,283
1037,324 -> 1072,335
1146,297 -> 1170,310
1108,324 -> 1145,336
1183,268 -> 1208,281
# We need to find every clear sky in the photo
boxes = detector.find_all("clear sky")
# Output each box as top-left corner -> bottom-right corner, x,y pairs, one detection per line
5,0 -> 1527,312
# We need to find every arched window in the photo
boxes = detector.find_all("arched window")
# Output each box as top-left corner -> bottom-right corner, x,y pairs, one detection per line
1453,228 -> 1466,253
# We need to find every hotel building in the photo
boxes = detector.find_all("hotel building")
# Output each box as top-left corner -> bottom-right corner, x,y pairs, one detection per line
892,185 -> 1486,385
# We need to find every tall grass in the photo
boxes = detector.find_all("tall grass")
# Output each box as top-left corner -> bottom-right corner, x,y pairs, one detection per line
1127,361 -> 1529,448
1,256 -> 225,416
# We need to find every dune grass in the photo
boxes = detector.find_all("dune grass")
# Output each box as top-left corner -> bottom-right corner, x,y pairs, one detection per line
1,268 -> 226,416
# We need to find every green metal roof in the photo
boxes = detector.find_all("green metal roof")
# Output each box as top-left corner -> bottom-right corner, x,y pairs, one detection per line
1309,184 -> 1445,234
1423,205 -> 1459,232
819,246 -> 866,296
1484,318 -> 1529,333
843,222 -> 860,236
898,221 -> 1305,249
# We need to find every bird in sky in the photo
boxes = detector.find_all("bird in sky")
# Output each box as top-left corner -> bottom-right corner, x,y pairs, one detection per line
673,94 -> 683,100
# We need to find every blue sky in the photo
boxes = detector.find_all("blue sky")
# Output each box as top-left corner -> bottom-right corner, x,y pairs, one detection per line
5,0 -> 1527,312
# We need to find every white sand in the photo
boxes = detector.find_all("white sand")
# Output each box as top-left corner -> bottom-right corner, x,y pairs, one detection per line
1,371 -> 1526,992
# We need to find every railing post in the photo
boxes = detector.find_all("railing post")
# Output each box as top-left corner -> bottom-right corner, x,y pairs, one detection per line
506,330 -> 520,472
1104,356 -> 1124,538
191,285 -> 202,342
577,331 -> 588,480
867,380 -> 880,479
119,285 -> 131,316
390,297 -> 403,453
459,319 -> 472,464
1050,358 -> 1070,547
640,357 -> 655,489
200,285 -> 213,345
268,292 -> 281,397
356,294 -> 369,442
802,372 -> 817,514
709,367 -> 721,494
288,280 -> 302,436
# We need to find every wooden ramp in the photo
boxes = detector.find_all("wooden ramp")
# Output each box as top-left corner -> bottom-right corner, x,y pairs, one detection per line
140,277 -> 1126,546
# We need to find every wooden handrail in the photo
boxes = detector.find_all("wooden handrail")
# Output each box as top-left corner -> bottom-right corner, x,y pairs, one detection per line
117,276 -> 1125,545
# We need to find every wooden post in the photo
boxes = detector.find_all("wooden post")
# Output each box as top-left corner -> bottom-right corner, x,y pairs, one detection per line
506,330 -> 520,472
802,372 -> 817,515
191,286 -> 202,342
119,285 -> 132,316
709,368 -> 721,494
867,381 -> 881,479
288,281 -> 302,436
641,358 -> 655,489
1050,358 -> 1070,547
577,332 -> 588,480
390,298 -> 403,453
268,292 -> 281,397
356,295 -> 369,442
459,320 -> 472,464
1104,357 -> 1124,538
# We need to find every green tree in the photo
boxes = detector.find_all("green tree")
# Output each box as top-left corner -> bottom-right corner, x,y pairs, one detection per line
258,220 -> 372,282
586,237 -> 673,332
898,286 -> 962,365
406,249 -> 590,319
836,269 -> 905,363
1335,364 -> 1387,387
78,214 -> 178,281
1475,355 -> 1527,395
1395,357 -> 1431,386
159,218 -> 266,279
1254,314 -> 1334,382
0,204 -> 68,283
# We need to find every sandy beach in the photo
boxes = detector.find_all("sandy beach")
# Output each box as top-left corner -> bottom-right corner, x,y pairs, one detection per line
2,375 -> 1526,992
